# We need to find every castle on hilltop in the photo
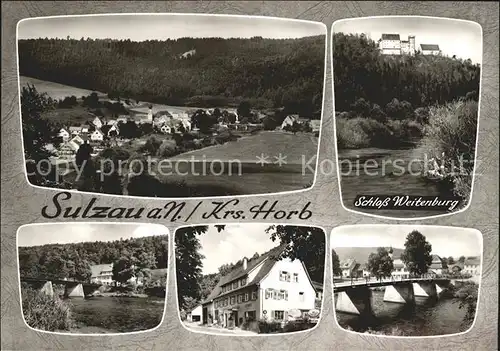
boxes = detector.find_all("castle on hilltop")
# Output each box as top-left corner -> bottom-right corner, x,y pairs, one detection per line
378,34 -> 441,56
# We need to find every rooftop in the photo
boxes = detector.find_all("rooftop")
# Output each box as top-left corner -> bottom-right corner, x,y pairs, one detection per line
420,44 -> 440,51
381,34 -> 400,41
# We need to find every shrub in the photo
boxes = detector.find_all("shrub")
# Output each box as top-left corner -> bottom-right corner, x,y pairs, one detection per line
140,135 -> 163,155
157,141 -> 177,158
258,319 -> 283,334
417,99 -> 478,198
283,320 -> 314,333
21,287 -> 73,332
241,320 -> 260,333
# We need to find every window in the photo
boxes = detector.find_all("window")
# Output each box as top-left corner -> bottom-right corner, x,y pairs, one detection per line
225,298 -> 228,306
293,273 -> 299,283
232,281 -> 238,289
274,310 -> 285,320
251,291 -> 258,300
244,293 -> 249,302
279,271 -> 290,282
238,294 -> 243,303
215,301 -> 218,308
241,277 -> 247,286
273,290 -> 279,300
280,290 -> 288,301
299,292 -> 305,302
265,288 -> 273,299
230,296 -> 236,305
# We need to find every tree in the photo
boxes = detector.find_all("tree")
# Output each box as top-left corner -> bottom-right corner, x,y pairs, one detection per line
132,246 -> 157,284
447,256 -> 455,265
458,256 -> 466,263
265,225 -> 325,283
112,256 -> 134,285
400,230 -> 433,276
191,109 -> 216,134
332,249 -> 342,277
367,247 -> 394,280
237,101 -> 252,118
175,226 -> 208,309
21,84 -> 62,185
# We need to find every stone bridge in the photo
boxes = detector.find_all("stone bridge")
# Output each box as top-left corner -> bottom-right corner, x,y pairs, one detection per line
333,276 -> 455,316
21,277 -> 102,299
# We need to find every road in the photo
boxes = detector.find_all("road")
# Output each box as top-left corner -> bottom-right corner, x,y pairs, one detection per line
184,323 -> 257,335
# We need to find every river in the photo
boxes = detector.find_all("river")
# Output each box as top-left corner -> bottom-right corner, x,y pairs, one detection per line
337,147 -> 456,218
336,290 -> 470,336
68,296 -> 165,333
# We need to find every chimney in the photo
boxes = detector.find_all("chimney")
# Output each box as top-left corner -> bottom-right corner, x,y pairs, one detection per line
243,257 -> 248,270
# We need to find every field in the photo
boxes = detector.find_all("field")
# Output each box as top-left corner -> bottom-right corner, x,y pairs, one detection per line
19,76 -> 107,100
151,131 -> 319,195
170,131 -> 319,163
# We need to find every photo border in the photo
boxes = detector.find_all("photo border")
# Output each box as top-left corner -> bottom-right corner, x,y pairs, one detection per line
329,224 -> 484,339
171,222 -> 328,337
330,15 -> 484,221
15,222 -> 171,337
16,13 -> 328,201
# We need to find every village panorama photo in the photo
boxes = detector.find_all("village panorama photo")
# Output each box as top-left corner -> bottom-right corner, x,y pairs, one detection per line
18,14 -> 326,198
17,223 -> 169,335
331,225 -> 482,337
175,224 -> 325,335
332,17 -> 482,218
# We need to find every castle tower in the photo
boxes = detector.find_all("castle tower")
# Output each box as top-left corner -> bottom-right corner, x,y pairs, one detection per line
408,35 -> 416,56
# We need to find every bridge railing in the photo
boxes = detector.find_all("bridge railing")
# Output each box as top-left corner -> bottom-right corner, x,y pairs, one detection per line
332,273 -> 446,289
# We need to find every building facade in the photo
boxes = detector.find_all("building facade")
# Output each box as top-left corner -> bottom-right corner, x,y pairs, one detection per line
420,44 -> 441,56
379,34 -> 418,56
463,257 -> 481,276
201,246 -> 322,329
90,263 -> 114,285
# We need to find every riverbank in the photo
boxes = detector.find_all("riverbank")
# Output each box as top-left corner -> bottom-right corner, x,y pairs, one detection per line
336,284 -> 478,336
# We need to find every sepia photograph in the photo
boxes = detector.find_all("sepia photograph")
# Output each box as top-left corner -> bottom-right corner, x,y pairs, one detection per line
17,223 -> 169,334
332,17 -> 482,218
331,225 -> 482,337
174,224 -> 325,335
18,14 -> 326,198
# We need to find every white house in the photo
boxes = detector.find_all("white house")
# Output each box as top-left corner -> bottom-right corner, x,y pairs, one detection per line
340,258 -> 361,278
391,258 -> 410,279
58,128 -> 70,141
428,255 -> 446,276
69,126 -> 83,136
92,116 -> 103,129
201,245 -> 322,329
107,124 -> 119,136
420,44 -> 441,56
90,129 -> 104,142
187,305 -> 203,323
379,33 -> 401,55
90,264 -> 114,285
80,125 -> 90,134
463,257 -> 481,276
281,115 -> 300,130
378,34 -> 415,56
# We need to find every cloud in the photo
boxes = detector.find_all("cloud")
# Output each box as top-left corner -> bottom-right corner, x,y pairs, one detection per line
198,224 -> 276,274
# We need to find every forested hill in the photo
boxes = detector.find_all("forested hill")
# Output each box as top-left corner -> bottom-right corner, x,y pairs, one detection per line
18,235 -> 168,279
18,36 -> 325,111
332,33 -> 481,112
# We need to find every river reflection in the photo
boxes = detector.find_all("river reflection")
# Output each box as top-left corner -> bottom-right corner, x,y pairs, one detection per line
336,290 -> 469,336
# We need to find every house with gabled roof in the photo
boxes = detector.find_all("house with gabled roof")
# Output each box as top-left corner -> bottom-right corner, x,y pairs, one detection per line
200,245 -> 322,329
463,257 -> 481,276
420,44 -> 441,56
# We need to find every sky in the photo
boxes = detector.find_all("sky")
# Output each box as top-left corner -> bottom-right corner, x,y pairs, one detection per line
331,225 -> 482,258
18,223 -> 168,247
196,224 -> 278,275
333,16 -> 482,64
18,15 -> 325,41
